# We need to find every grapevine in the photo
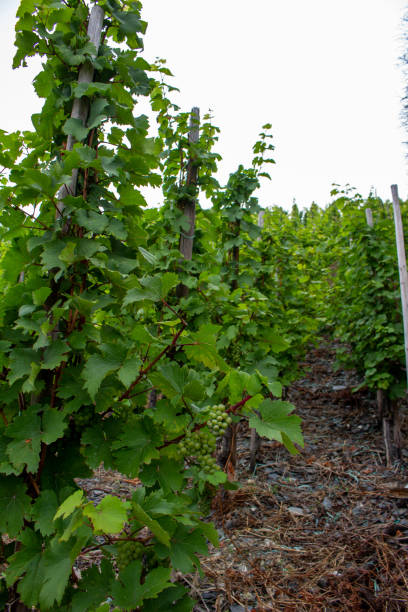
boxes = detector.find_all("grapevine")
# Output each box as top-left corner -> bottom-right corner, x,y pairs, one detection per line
0,1 -> 303,610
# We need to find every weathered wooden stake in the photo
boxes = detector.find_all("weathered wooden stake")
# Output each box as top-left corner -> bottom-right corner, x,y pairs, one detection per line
391,184 -> 408,391
56,4 -> 105,219
176,107 -> 200,298
367,201 -> 400,465
365,207 -> 373,228
249,209 -> 265,472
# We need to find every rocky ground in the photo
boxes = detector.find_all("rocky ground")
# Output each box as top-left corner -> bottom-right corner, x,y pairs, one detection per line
191,342 -> 408,611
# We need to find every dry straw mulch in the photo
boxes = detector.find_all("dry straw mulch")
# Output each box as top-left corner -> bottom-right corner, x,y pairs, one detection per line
190,343 -> 408,611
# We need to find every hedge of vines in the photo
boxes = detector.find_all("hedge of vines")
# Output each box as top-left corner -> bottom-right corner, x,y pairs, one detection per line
1,1 -> 406,610
0,1 -> 303,609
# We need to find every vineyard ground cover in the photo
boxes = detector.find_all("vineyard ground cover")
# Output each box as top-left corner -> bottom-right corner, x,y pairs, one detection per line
187,340 -> 408,611
69,340 -> 408,610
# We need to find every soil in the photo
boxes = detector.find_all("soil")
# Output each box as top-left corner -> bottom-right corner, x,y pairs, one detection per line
190,341 -> 408,612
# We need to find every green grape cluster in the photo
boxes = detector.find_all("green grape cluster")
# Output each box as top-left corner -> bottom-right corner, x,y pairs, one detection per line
178,406 -> 232,475
113,399 -> 134,421
229,342 -> 242,365
116,539 -> 144,571
73,406 -> 94,428
179,428 -> 218,475
206,404 -> 232,437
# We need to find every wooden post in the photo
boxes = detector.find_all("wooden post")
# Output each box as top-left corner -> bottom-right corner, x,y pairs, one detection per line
366,204 -> 395,463
179,107 -> 200,261
249,209 -> 265,472
389,183 -> 408,462
257,210 -> 265,233
365,207 -> 373,228
176,107 -> 200,298
391,184 -> 408,391
56,4 -> 105,219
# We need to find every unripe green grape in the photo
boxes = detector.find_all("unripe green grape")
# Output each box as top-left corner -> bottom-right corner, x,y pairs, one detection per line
113,400 -> 134,421
205,405 -> 232,440
73,406 -> 94,428
116,539 -> 144,571
179,426 -> 220,475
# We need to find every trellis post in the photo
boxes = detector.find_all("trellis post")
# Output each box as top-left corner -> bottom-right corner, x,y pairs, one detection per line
176,107 -> 200,298
391,185 -> 408,391
56,4 -> 105,220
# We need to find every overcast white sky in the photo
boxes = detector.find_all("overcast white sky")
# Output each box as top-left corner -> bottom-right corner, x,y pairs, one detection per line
1,0 -> 408,210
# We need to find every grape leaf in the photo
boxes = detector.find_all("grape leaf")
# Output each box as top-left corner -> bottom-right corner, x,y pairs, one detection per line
111,561 -> 173,609
249,399 -> 303,454
166,526 -> 208,573
131,502 -> 170,546
39,539 -> 76,608
117,356 -> 142,388
54,490 -> 84,521
42,340 -> 70,369
6,408 -> 42,473
112,418 -> 161,477
72,559 -> 115,612
0,476 -> 30,537
183,324 -> 228,372
5,528 -> 44,607
140,456 -> 183,492
8,348 -> 38,385
42,409 -> 67,444
63,117 -> 89,141
83,495 -> 130,534
82,354 -> 121,401
32,490 -> 59,536
123,272 -> 178,305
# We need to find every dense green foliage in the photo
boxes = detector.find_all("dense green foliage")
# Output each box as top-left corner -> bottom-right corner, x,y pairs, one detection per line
325,189 -> 406,397
0,2 -> 406,609
264,190 -> 407,399
0,1 -> 304,610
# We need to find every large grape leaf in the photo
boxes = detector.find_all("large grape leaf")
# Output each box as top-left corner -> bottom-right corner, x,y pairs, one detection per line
39,539 -> 76,609
117,355 -> 142,388
72,559 -> 115,612
83,495 -> 130,534
54,490 -> 84,521
81,423 -> 116,470
42,340 -> 70,369
142,584 -> 194,612
5,528 -> 44,606
123,272 -> 178,306
42,409 -> 67,444
140,456 -> 183,493
6,408 -> 42,473
112,418 -> 161,477
32,490 -> 59,536
111,562 -> 173,610
0,476 -> 31,537
131,502 -> 170,546
249,399 -> 303,454
8,348 -> 38,385
183,324 -> 228,372
165,525 -> 208,573
82,354 -> 121,401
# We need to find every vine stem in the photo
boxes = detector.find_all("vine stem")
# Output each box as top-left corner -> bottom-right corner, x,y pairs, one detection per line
161,299 -> 187,326
10,202 -> 51,230
227,394 -> 252,414
118,323 -> 186,401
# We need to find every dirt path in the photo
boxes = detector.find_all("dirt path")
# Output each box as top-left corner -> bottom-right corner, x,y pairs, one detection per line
193,342 -> 408,611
